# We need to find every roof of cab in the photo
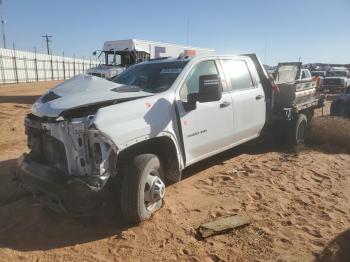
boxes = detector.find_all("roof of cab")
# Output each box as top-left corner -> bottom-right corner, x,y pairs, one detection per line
141,54 -> 251,65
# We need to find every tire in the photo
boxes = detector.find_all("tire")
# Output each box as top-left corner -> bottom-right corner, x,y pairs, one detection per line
291,114 -> 308,145
330,100 -> 345,116
120,154 -> 165,224
346,101 -> 350,118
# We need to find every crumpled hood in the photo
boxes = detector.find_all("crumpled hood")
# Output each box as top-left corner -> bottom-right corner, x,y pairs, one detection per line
32,74 -> 153,118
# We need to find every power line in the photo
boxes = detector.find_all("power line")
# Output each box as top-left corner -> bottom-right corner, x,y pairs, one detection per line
42,34 -> 52,55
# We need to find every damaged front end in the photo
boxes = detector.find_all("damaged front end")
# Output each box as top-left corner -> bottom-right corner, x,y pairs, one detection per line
16,113 -> 117,213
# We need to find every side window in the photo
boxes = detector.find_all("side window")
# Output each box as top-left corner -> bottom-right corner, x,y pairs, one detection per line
221,60 -> 254,91
301,70 -> 311,79
180,60 -> 218,100
304,70 -> 311,78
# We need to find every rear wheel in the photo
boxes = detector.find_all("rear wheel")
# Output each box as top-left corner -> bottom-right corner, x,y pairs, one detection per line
120,154 -> 165,224
292,113 -> 308,145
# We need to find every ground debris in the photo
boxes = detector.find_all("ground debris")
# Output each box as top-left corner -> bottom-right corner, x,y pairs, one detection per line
198,215 -> 251,238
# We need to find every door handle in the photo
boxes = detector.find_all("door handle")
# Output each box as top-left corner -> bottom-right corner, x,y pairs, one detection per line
256,95 -> 264,100
220,101 -> 231,108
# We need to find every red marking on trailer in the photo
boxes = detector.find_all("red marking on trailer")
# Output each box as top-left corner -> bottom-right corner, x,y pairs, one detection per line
184,49 -> 197,57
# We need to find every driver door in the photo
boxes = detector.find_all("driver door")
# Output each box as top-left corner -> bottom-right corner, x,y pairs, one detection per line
176,59 -> 234,166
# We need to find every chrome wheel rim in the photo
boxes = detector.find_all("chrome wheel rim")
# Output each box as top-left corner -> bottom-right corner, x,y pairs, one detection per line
143,170 -> 165,212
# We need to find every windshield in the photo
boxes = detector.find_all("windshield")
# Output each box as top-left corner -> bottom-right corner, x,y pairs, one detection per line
311,71 -> 325,77
102,51 -> 121,66
326,71 -> 348,77
111,61 -> 188,93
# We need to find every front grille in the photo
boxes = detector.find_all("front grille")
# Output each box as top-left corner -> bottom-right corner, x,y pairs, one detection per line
27,124 -> 68,172
324,78 -> 341,85
42,134 -> 68,171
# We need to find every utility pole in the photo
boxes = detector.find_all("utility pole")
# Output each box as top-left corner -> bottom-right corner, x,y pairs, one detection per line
0,0 -> 7,49
264,40 -> 268,63
186,18 -> 190,45
42,34 -> 52,55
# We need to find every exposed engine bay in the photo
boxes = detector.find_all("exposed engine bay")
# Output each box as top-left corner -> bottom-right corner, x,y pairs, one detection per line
24,113 -> 117,191
15,110 -> 120,214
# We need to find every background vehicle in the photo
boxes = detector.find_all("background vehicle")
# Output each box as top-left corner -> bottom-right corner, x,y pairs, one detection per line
323,69 -> 350,92
272,62 -> 319,142
330,86 -> 350,118
16,54 -> 322,223
86,39 -> 215,79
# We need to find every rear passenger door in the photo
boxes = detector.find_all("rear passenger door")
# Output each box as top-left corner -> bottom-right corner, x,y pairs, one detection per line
220,59 -> 266,142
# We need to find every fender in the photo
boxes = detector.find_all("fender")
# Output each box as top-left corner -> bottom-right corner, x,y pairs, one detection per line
118,131 -> 185,170
92,92 -> 186,180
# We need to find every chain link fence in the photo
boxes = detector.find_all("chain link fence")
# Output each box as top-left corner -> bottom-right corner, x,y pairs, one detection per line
0,48 -> 99,84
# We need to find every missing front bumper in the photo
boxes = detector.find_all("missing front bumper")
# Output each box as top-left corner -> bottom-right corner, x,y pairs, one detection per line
15,153 -> 112,214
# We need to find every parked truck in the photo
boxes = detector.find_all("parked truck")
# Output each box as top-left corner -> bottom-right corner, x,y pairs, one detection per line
323,68 -> 350,92
86,39 -> 215,79
16,54 -> 322,223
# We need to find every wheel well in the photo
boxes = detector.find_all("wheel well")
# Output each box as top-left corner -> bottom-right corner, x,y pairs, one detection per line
116,136 -> 182,182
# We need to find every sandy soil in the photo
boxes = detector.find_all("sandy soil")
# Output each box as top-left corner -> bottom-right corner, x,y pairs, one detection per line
0,82 -> 349,262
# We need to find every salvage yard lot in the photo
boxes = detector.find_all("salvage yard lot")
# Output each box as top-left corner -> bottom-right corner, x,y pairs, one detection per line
0,81 -> 349,261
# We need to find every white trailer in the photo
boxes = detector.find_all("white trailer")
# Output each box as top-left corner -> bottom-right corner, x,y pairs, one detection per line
86,39 -> 214,79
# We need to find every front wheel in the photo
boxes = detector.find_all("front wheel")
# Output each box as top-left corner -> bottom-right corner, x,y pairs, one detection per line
120,154 -> 165,224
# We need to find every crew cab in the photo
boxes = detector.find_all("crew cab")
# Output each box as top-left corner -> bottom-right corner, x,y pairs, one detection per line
323,69 -> 350,92
16,55 -> 322,223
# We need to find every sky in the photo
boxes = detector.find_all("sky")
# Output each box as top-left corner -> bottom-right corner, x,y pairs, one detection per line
3,0 -> 350,65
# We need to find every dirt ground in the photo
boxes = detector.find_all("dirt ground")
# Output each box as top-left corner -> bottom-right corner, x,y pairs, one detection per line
0,81 -> 349,262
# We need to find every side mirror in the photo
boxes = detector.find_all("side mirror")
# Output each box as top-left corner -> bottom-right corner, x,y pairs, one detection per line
197,74 -> 222,102
92,51 -> 97,56
183,74 -> 222,112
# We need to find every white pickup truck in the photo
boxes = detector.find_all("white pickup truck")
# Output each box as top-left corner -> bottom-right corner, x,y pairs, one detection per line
323,69 -> 350,92
16,54 -> 322,223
